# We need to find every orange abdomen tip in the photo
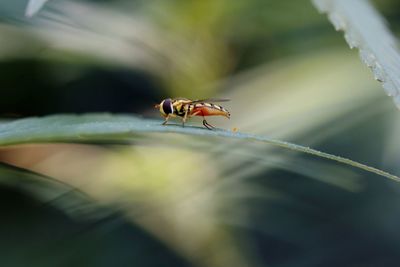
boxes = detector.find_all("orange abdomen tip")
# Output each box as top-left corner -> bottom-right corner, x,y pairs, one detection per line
191,104 -> 230,118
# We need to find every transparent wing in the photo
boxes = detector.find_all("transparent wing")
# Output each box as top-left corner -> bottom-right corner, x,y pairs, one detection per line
190,98 -> 230,104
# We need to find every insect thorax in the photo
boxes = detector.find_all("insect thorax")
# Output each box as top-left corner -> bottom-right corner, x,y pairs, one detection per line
173,101 -> 191,117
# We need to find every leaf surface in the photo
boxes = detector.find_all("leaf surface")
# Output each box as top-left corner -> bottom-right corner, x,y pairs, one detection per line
0,113 -> 398,182
312,0 -> 400,109
25,0 -> 49,17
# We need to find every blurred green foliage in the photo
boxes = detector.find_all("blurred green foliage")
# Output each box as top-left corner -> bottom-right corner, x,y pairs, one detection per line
1,0 -> 400,267
0,163 -> 191,267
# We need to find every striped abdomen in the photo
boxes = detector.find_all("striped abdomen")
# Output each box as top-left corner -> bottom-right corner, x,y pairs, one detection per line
189,103 -> 230,118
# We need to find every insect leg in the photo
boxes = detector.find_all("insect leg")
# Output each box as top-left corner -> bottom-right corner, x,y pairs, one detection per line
182,109 -> 189,127
162,115 -> 170,125
202,116 -> 215,130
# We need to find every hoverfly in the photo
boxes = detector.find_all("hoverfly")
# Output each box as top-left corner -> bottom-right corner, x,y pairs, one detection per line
155,98 -> 230,130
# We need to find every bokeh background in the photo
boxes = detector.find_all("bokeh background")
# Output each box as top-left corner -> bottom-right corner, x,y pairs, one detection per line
1,0 -> 400,266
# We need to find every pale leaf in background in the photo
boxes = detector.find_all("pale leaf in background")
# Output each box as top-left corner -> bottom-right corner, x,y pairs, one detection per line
312,0 -> 400,109
25,0 -> 49,17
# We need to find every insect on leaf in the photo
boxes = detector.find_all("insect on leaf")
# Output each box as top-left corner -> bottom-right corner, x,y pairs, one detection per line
312,0 -> 400,109
0,114 -> 398,183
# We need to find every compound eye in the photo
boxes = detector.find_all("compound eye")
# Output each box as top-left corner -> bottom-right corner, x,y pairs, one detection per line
162,98 -> 173,114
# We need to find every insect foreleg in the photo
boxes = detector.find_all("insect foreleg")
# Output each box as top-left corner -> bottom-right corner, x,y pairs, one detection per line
162,115 -> 170,125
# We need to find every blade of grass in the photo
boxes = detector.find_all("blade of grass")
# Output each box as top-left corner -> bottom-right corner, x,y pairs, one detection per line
0,113 -> 398,182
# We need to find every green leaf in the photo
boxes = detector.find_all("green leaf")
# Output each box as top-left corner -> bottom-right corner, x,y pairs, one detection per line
0,163 -> 193,267
25,0 -> 49,17
0,113 -> 398,182
0,162 -> 95,216
312,0 -> 400,109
